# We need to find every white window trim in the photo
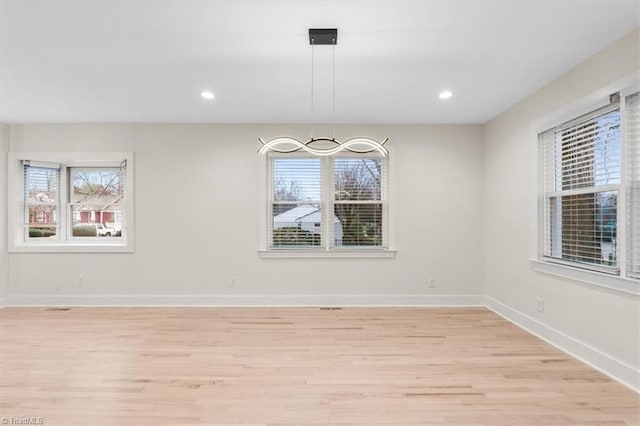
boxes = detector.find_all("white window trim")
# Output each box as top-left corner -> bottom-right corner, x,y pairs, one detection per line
257,147 -> 397,259
258,249 -> 397,259
531,73 -> 639,293
530,258 -> 639,296
8,152 -> 134,253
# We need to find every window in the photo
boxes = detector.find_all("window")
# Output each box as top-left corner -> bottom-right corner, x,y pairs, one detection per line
627,92 -> 640,278
266,153 -> 389,254
9,152 -> 134,252
334,158 -> 384,247
23,162 -> 60,240
271,157 -> 323,247
538,92 -> 638,279
69,166 -> 125,239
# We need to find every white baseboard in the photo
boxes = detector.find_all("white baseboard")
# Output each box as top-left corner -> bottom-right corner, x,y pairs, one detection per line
485,296 -> 639,393
2,294 -> 484,307
0,297 -> 6,308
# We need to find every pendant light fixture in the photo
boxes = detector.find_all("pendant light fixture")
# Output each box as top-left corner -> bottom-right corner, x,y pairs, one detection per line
258,28 -> 388,157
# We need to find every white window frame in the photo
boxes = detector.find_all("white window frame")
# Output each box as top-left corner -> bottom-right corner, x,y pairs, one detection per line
258,151 -> 396,259
532,74 -> 639,295
8,152 -> 134,253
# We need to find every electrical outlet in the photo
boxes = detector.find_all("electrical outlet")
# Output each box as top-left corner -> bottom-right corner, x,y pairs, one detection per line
428,277 -> 436,288
536,296 -> 544,313
229,277 -> 237,288
77,275 -> 84,287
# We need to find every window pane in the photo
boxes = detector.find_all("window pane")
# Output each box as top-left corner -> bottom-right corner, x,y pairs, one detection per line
272,158 -> 321,202
71,168 -> 123,238
272,203 -> 322,247
548,191 -> 617,267
559,109 -> 620,190
334,203 -> 382,247
72,168 -> 122,205
334,158 -> 382,201
24,165 -> 59,241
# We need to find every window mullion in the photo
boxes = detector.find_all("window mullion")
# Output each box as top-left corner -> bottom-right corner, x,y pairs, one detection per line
544,184 -> 619,198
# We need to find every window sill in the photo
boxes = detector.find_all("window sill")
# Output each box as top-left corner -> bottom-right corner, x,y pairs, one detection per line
9,243 -> 133,253
258,249 -> 397,259
530,259 -> 639,296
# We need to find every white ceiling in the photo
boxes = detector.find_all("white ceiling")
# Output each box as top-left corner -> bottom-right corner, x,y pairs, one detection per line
1,1 -> 638,124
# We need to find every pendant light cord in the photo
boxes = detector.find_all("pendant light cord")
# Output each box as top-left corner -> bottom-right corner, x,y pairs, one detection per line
310,40 -> 315,139
332,41 -> 336,141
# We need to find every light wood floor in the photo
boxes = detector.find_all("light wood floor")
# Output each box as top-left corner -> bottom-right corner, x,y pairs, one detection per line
0,307 -> 638,425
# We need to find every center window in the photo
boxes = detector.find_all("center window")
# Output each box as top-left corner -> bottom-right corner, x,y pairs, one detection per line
268,154 -> 387,250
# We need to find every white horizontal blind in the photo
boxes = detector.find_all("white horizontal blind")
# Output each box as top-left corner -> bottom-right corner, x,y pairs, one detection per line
270,157 -> 322,248
539,102 -> 621,271
23,162 -> 60,240
539,129 -> 557,258
333,157 -> 386,248
627,92 -> 640,278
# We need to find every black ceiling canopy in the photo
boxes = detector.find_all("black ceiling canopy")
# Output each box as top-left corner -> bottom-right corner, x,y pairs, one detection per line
309,28 -> 338,45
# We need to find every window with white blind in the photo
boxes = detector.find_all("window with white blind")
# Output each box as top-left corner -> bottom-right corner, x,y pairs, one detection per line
9,152 -> 134,252
271,157 -> 323,247
538,92 -> 639,281
23,161 -> 60,241
627,92 -> 640,278
266,153 -> 389,253
334,158 -> 384,247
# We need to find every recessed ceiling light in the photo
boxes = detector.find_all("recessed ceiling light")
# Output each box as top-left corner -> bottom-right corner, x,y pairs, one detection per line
201,91 -> 215,100
438,90 -> 453,100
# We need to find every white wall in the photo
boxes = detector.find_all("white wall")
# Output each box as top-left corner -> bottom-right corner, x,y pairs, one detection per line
5,123 -> 484,305
484,29 -> 640,389
0,124 -> 8,306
